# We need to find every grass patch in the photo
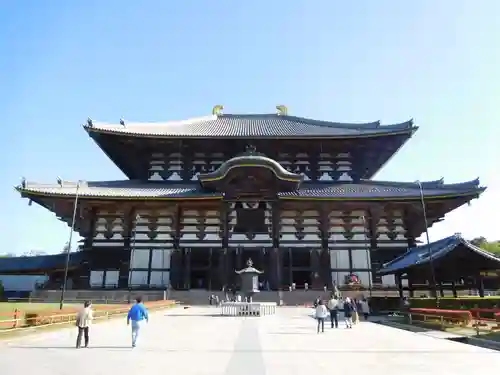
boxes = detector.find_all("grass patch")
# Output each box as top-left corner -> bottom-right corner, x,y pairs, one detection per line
482,331 -> 500,342
0,301 -> 176,340
0,302 -> 80,313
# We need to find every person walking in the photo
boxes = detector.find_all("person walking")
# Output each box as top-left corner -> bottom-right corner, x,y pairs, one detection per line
352,298 -> 359,325
127,297 -> 149,348
327,294 -> 339,328
343,297 -> 354,329
75,300 -> 93,348
360,298 -> 370,320
315,300 -> 328,333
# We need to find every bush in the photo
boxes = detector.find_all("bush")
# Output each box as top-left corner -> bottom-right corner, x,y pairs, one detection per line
367,297 -> 401,313
409,297 -> 500,310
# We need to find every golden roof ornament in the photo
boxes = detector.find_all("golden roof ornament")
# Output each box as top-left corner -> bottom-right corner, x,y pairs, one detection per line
276,105 -> 288,116
212,105 -> 224,116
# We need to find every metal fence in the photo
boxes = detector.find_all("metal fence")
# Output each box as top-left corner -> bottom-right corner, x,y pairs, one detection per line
220,302 -> 277,316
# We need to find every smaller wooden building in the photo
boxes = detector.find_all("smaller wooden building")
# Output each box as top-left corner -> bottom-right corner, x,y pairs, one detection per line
378,234 -> 500,297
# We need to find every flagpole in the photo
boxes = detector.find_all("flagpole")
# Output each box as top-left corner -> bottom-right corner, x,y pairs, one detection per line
59,180 -> 81,310
362,216 -> 373,297
416,181 -> 438,305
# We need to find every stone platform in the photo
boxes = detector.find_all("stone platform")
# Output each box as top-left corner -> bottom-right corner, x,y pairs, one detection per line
1,306 -> 499,374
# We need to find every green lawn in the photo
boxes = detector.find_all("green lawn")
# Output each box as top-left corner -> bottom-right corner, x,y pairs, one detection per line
482,331 -> 500,342
0,302 -> 79,314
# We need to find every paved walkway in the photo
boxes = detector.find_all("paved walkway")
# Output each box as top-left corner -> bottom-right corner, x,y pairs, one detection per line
1,307 -> 499,374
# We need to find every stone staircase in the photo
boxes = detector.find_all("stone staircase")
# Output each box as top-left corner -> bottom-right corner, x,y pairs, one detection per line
168,290 -> 332,306
30,289 -> 357,306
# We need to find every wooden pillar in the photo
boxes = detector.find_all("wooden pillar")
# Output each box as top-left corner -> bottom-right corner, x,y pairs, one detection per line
183,249 -> 191,289
319,205 -> 331,289
259,248 -> 265,282
368,207 -> 381,284
310,249 -> 321,289
451,281 -> 458,298
478,274 -> 485,297
208,248 -> 213,291
408,271 -> 415,298
396,273 -> 404,299
121,207 -> 135,288
221,201 -> 229,288
438,280 -> 445,298
170,204 -> 181,289
83,207 -> 97,250
271,200 -> 281,291
80,207 -> 97,288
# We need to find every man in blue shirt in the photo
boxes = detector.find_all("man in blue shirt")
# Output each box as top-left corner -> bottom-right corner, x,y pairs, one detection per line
127,296 -> 149,348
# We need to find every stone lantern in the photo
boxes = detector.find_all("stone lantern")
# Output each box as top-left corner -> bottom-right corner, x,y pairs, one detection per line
235,258 -> 263,303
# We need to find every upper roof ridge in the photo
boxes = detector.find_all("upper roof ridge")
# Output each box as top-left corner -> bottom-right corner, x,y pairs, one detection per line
83,112 -> 417,137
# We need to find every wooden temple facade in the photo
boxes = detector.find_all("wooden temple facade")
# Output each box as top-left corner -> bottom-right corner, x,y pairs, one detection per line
16,106 -> 485,291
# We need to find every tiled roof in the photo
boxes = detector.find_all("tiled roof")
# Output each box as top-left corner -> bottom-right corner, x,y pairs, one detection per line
16,179 -> 485,200
378,234 -> 500,275
84,114 -> 416,138
0,252 -> 86,273
16,180 -> 218,199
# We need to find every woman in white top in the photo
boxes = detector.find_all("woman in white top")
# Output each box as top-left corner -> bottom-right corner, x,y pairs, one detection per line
75,301 -> 93,348
315,300 -> 328,333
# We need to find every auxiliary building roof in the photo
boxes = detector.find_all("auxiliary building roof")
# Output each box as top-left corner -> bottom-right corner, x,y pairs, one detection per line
16,178 -> 485,200
0,252 -> 86,274
378,234 -> 500,276
84,114 -> 416,138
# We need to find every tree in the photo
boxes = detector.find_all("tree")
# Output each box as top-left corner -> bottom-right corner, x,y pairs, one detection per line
470,237 -> 487,246
470,237 -> 500,256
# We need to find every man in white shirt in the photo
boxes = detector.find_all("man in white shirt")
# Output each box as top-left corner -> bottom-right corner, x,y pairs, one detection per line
327,295 -> 339,328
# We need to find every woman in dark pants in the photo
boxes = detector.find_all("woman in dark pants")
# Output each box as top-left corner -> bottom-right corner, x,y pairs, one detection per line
76,301 -> 93,348
315,300 -> 328,333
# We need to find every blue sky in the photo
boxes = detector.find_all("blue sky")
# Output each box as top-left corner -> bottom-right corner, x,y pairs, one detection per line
0,1 -> 498,254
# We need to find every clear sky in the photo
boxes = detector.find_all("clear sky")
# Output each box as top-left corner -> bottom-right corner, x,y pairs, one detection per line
0,1 -> 498,255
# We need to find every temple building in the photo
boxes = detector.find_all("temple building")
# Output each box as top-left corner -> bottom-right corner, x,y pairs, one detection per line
15,105 -> 485,292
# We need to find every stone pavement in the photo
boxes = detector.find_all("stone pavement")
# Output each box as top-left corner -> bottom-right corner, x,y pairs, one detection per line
1,306 -> 499,374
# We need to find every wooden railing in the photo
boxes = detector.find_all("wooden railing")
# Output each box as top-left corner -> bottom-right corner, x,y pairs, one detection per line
469,308 -> 500,322
0,300 -> 176,332
408,308 -> 473,328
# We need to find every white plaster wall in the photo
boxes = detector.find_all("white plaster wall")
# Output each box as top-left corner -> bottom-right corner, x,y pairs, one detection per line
130,250 -> 150,269
104,270 -> 119,286
150,249 -> 171,269
351,249 -> 370,269
149,271 -> 170,287
90,270 -> 104,287
129,271 -> 148,286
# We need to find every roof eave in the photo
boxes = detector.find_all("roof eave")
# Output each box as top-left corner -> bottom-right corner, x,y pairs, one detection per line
83,125 -> 417,140
16,188 -> 483,202
86,131 -> 136,179
368,126 -> 419,179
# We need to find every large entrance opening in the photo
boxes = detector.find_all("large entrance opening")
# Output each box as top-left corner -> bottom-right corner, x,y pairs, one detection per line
187,248 -> 222,290
282,248 -> 315,289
